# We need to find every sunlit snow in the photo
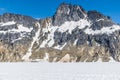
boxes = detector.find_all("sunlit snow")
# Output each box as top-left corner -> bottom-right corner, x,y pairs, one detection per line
0,24 -> 33,34
40,18 -> 120,49
0,62 -> 119,80
84,25 -> 120,35
0,21 -> 16,26
40,19 -> 90,48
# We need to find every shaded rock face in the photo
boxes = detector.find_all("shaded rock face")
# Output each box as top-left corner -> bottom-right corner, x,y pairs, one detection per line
0,13 -> 38,44
0,13 -> 36,26
87,11 -> 107,21
52,3 -> 87,26
88,11 -> 114,30
0,3 -> 119,62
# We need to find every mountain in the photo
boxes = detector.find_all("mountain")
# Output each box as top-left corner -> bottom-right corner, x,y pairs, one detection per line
0,3 -> 119,62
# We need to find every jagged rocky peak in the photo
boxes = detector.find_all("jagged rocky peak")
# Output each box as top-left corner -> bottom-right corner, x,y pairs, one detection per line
39,17 -> 52,28
52,3 -> 114,30
0,3 -> 120,62
0,13 -> 36,26
52,3 -> 87,26
87,10 -> 109,21
0,13 -> 39,46
87,10 -> 115,30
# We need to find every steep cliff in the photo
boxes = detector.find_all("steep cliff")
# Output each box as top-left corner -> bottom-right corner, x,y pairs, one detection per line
0,3 -> 119,62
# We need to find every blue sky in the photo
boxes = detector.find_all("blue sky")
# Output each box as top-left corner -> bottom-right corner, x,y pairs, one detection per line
0,0 -> 120,23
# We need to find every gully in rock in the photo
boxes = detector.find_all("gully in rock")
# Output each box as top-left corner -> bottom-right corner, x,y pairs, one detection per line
22,22 -> 41,61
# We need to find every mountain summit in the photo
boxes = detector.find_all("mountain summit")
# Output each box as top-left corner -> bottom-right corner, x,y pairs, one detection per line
0,3 -> 119,62
53,3 -> 87,26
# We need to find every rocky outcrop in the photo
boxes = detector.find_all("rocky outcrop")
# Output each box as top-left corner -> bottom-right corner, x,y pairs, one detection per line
0,3 -> 119,62
52,3 -> 87,26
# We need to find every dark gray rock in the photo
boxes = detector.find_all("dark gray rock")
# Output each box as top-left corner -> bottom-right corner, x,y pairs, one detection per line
87,10 -> 108,21
0,13 -> 38,46
0,3 -> 120,62
0,13 -> 37,27
90,20 -> 114,30
52,3 -> 86,26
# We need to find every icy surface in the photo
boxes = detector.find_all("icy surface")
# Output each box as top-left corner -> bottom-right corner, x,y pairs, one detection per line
0,62 -> 120,80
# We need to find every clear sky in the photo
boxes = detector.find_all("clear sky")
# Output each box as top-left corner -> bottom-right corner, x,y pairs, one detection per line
0,0 -> 119,23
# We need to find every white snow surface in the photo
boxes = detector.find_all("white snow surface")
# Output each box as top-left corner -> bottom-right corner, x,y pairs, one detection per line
85,25 -> 120,35
96,18 -> 105,22
16,24 -> 33,32
0,24 -> 33,34
73,39 -> 78,46
0,21 -> 16,26
44,53 -> 49,61
0,62 -> 120,80
22,22 -> 41,61
57,19 -> 90,34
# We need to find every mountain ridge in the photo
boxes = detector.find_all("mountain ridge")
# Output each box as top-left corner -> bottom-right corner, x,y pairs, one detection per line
0,3 -> 119,62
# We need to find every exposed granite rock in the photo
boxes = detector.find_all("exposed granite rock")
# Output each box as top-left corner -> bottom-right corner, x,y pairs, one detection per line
87,11 -> 108,21
0,3 -> 119,62
52,3 -> 87,26
0,13 -> 36,26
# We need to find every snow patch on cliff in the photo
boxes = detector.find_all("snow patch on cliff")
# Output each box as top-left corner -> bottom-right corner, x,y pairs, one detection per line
40,19 -> 90,48
57,19 -> 90,34
0,24 -> 33,34
22,22 -> 41,61
85,25 -> 120,35
0,21 -> 16,26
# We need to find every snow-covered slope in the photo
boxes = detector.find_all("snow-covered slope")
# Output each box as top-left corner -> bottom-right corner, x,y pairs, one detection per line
0,63 -> 120,80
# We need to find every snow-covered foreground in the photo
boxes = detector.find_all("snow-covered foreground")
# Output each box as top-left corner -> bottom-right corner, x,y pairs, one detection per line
0,62 -> 120,80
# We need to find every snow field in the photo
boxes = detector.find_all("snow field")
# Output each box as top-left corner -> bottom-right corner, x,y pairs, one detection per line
0,62 -> 120,80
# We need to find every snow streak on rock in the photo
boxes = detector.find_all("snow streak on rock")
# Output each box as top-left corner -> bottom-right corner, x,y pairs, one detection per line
40,19 -> 90,48
54,43 -> 67,50
73,39 -> 78,46
44,53 -> 49,61
22,22 -> 41,61
0,24 -> 33,34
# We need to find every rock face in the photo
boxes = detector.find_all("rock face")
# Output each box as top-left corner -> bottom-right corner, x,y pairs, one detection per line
53,3 -> 87,26
0,3 -> 120,62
